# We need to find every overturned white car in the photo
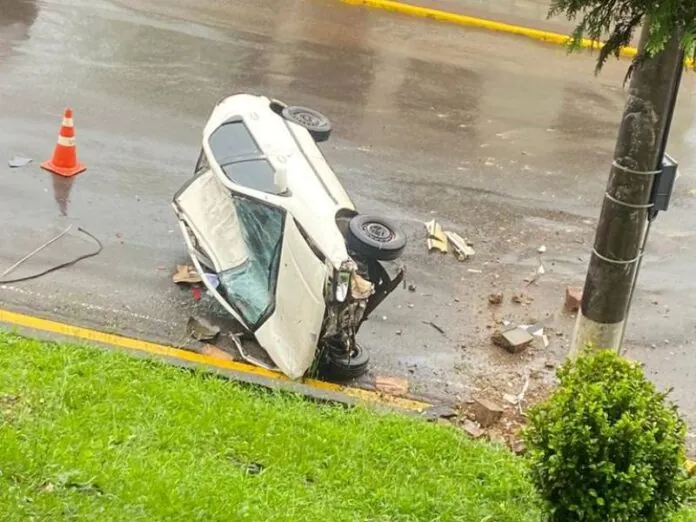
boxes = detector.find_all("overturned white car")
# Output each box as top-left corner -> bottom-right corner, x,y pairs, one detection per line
172,94 -> 407,380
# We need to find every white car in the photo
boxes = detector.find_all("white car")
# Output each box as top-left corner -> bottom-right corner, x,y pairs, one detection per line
172,93 -> 407,380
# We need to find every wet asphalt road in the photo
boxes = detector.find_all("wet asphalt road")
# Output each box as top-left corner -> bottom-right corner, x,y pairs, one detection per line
1,0 -> 696,430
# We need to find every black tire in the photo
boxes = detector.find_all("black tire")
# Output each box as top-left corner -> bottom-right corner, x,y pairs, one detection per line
347,215 -> 407,261
281,105 -> 332,142
321,342 -> 370,381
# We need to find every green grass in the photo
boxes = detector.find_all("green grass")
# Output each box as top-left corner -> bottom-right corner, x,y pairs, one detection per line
0,330 -> 695,521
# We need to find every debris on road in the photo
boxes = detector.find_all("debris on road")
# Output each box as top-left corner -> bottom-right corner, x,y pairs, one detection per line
187,315 -> 220,341
565,286 -> 583,312
469,397 -> 504,428
172,264 -> 202,284
375,376 -> 409,396
422,404 -> 458,422
491,327 -> 534,354
463,419 -> 485,438
525,263 -> 546,285
191,287 -> 202,302
425,219 -> 448,253
423,321 -> 446,335
488,292 -> 504,305
445,231 -> 475,261
8,156 -> 32,168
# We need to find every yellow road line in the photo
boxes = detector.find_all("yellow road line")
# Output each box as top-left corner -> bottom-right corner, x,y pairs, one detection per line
0,308 -> 430,412
341,0 -> 637,56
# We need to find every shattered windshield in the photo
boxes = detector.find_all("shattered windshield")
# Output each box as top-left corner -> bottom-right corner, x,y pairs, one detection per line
217,196 -> 284,327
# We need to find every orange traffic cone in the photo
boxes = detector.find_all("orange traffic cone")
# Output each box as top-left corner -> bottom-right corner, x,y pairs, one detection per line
41,108 -> 86,177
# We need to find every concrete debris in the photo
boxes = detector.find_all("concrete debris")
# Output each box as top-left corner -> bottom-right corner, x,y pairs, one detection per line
488,292 -> 503,305
520,323 -> 544,337
492,327 -> 534,354
425,219 -> 448,253
470,397 -> 504,428
422,404 -> 458,422
187,315 -> 220,341
537,245 -> 546,254
565,286 -> 583,312
8,156 -> 32,168
503,393 -> 518,406
467,268 -> 483,274
445,231 -> 475,261
173,264 -> 202,284
408,283 -> 417,292
375,376 -> 409,396
463,419 -> 485,438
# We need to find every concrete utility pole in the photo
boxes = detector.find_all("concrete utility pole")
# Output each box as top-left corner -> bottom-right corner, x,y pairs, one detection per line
571,22 -> 684,353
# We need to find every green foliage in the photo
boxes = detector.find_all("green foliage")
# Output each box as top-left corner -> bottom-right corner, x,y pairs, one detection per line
523,348 -> 692,522
548,0 -> 696,72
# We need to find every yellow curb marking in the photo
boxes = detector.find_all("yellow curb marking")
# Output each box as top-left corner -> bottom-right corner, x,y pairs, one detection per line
342,0 -> 637,56
0,308 -> 430,413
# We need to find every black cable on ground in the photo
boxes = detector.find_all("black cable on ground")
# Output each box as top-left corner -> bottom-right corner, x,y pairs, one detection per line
0,227 -> 103,284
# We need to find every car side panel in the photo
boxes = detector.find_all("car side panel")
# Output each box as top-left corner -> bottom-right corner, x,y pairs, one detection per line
254,217 -> 327,379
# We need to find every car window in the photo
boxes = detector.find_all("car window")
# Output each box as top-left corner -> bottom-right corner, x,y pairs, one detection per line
217,197 -> 284,327
208,120 -> 261,164
220,159 -> 283,195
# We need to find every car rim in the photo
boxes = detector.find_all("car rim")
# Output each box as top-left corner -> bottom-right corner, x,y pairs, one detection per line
362,222 -> 394,243
294,110 -> 321,127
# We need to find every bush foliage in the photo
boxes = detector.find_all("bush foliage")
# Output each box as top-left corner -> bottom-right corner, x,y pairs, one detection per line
523,349 -> 691,522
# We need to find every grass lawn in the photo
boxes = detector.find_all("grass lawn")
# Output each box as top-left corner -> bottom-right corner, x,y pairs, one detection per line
0,330 -> 695,521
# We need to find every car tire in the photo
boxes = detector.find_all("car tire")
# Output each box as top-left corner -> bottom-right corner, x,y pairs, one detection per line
321,342 -> 370,381
347,215 -> 407,261
281,105 -> 332,142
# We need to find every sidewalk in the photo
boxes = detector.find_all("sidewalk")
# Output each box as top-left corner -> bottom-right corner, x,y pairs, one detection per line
409,0 -> 579,35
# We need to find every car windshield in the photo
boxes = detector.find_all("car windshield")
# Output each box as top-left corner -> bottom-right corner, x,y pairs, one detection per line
217,195 -> 284,327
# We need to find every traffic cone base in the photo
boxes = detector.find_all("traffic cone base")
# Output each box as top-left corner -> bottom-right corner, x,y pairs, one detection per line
41,159 -> 86,177
42,108 -> 86,178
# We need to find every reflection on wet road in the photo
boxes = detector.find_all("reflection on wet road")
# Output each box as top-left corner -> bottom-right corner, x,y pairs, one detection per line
1,0 -> 696,428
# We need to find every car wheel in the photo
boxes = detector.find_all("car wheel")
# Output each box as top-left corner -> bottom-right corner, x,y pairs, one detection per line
347,215 -> 407,261
321,342 -> 370,381
281,105 -> 332,142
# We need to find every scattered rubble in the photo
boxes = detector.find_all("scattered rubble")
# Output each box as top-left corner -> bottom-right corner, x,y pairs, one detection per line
425,220 -> 448,253
537,245 -> 546,254
565,286 -> 583,312
8,156 -> 32,168
422,404 -> 458,422
492,327 -> 534,354
445,231 -> 475,261
423,321 -> 446,335
469,397 -> 504,428
488,292 -> 503,305
187,315 -> 220,341
463,419 -> 485,438
375,376 -> 409,396
173,264 -> 202,284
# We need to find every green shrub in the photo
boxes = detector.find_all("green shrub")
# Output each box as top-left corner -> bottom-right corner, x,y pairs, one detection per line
523,348 -> 691,522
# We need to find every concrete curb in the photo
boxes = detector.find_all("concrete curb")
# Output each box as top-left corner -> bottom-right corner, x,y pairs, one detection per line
341,0 -> 638,56
0,307 -> 433,415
